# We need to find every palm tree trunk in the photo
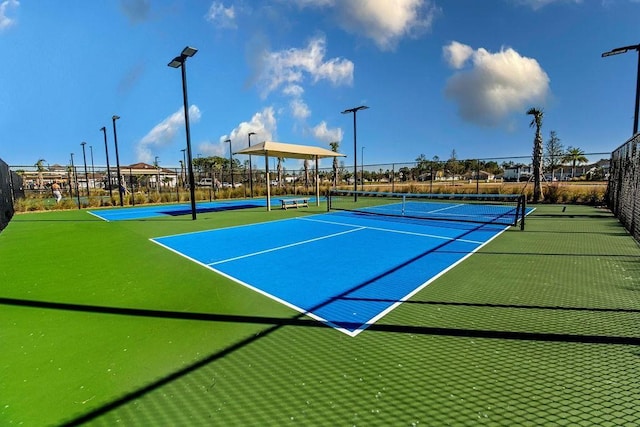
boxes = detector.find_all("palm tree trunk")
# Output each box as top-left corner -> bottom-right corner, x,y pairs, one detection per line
533,131 -> 543,202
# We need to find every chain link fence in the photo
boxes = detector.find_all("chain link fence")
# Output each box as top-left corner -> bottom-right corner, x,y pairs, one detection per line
608,133 -> 640,242
0,157 -> 22,231
7,151 -> 610,211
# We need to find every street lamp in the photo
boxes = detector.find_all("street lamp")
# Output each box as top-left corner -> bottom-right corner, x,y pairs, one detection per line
89,145 -> 95,188
70,153 -> 80,208
341,105 -> 369,201
602,43 -> 640,135
248,132 -> 256,197
80,142 -> 90,196
361,146 -> 365,191
112,115 -> 123,206
100,126 -> 113,200
225,138 -> 233,187
168,46 -> 198,220
155,156 -> 160,193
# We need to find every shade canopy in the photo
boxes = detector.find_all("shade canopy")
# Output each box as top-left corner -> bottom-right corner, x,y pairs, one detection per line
234,141 -> 345,160
234,141 -> 345,211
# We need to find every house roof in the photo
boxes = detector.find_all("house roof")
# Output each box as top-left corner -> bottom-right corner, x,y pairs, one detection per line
234,141 -> 345,160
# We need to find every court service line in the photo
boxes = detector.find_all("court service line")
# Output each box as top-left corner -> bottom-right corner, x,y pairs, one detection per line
208,226 -> 366,266
297,216 -> 484,244
423,203 -> 463,214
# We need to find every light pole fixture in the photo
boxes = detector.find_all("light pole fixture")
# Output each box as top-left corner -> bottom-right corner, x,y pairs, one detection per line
112,115 -> 123,206
168,46 -> 198,220
70,153 -> 80,208
361,146 -> 365,191
225,138 -> 233,187
155,156 -> 160,193
248,132 -> 256,197
80,142 -> 90,197
341,105 -> 369,201
602,43 -> 640,135
100,126 -> 113,200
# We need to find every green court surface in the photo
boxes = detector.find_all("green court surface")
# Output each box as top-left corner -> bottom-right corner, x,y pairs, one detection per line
1,203 -> 640,426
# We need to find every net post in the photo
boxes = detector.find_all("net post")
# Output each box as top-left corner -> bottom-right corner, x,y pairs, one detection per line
519,194 -> 526,230
326,190 -> 331,212
402,194 -> 406,216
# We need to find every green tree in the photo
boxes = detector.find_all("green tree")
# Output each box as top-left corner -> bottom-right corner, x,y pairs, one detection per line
545,130 -> 564,180
303,159 -> 310,189
330,141 -> 340,187
562,147 -> 588,179
277,157 -> 284,187
527,107 -> 544,202
484,161 -> 502,176
34,159 -> 46,188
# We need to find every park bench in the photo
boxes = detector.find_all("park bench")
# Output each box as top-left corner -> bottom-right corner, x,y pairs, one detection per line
280,198 -> 309,210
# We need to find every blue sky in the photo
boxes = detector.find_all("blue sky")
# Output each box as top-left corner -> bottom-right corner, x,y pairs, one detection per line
1,0 -> 639,170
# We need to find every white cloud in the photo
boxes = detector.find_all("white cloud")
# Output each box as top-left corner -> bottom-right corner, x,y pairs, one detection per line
0,0 -> 19,31
137,105 -> 201,162
205,1 -> 236,29
290,98 -> 311,120
119,0 -> 150,24
443,42 -> 550,127
290,0 -> 438,51
258,35 -> 353,98
443,41 -> 474,69
514,0 -> 582,10
311,121 -> 343,143
337,0 -> 438,50
197,107 -> 277,157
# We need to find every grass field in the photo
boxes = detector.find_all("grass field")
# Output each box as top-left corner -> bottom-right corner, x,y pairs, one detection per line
1,201 -> 640,426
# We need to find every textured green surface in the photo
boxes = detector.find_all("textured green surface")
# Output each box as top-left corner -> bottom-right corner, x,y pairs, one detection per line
1,204 -> 639,426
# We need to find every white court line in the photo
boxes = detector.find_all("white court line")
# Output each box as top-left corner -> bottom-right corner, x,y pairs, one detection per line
297,216 -> 484,245
209,226 -> 366,266
423,203 -> 463,213
87,211 -> 110,222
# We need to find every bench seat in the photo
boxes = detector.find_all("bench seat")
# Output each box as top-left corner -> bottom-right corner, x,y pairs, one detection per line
280,198 -> 309,209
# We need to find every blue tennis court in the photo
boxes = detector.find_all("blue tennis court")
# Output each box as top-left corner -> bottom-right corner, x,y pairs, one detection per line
89,198 -> 270,221
151,211 -> 523,336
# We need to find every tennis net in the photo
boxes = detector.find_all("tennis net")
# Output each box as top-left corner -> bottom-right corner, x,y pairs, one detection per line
327,190 -> 526,229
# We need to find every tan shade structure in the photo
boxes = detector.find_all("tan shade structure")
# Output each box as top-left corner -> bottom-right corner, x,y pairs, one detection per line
234,141 -> 346,210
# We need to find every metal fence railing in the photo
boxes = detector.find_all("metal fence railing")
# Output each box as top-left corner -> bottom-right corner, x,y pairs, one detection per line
7,150 -> 611,211
608,133 -> 640,242
0,157 -> 19,231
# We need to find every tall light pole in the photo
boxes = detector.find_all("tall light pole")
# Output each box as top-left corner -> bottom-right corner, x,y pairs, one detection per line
602,43 -> 640,135
248,131 -> 256,198
112,115 -> 123,206
89,145 -> 95,188
225,138 -> 233,187
80,142 -> 90,197
100,127 -> 113,200
341,105 -> 369,201
70,153 -> 80,208
155,156 -> 160,193
169,46 -> 198,220
361,146 -> 365,191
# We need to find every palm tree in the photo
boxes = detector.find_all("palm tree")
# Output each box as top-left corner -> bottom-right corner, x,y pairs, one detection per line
34,159 -> 46,189
527,107 -> 544,202
303,159 -> 310,189
562,147 -> 588,179
276,157 -> 284,187
329,141 -> 339,188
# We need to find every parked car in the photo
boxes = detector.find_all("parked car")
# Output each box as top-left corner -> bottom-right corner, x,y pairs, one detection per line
197,178 -> 213,187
